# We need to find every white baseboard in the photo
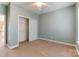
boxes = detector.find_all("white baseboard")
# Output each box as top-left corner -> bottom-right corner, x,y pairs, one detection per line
39,37 -> 76,47
7,44 -> 19,49
29,38 -> 38,42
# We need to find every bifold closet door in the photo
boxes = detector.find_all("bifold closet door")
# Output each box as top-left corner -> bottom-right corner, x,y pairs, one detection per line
18,17 -> 27,42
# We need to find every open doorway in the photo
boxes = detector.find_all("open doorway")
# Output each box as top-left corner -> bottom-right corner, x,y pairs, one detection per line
0,14 -> 6,47
18,16 -> 29,45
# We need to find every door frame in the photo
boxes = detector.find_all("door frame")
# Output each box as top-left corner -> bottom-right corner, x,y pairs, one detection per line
3,15 -> 6,45
18,15 -> 29,46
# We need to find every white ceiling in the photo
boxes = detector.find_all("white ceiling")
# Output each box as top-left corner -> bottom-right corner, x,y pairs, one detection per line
0,2 -> 75,15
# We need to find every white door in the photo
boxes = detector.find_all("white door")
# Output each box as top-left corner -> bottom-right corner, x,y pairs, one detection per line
18,17 -> 27,42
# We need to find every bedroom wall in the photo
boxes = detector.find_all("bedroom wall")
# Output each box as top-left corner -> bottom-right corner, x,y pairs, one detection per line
7,3 -> 39,47
0,4 -> 7,15
39,5 -> 76,44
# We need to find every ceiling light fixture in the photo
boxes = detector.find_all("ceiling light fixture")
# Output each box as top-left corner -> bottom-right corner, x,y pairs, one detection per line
35,2 -> 44,8
33,2 -> 48,8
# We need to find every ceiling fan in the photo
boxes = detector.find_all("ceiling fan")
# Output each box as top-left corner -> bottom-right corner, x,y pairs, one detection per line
31,2 -> 48,10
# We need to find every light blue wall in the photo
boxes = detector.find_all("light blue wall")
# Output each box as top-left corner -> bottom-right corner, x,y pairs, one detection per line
7,3 -> 39,46
39,5 -> 76,44
0,4 -> 7,15
76,3 -> 79,53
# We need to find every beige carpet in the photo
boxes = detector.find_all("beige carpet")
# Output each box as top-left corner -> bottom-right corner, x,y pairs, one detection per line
0,39 -> 78,57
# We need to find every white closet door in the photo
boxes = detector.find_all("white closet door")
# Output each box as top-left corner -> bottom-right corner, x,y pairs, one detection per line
18,17 -> 27,42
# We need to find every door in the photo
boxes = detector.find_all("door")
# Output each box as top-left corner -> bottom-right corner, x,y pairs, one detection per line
18,17 -> 27,43
0,14 -> 6,46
